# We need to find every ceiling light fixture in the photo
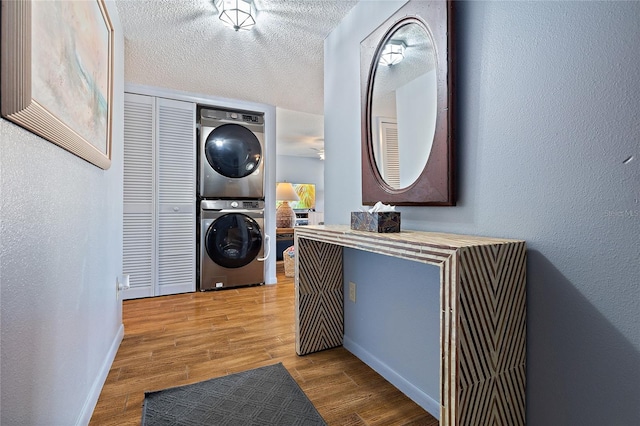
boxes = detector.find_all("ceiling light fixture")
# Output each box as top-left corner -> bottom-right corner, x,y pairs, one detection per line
217,0 -> 256,31
379,41 -> 406,66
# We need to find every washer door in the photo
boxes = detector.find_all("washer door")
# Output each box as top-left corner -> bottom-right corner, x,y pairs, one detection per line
204,124 -> 262,179
205,213 -> 262,268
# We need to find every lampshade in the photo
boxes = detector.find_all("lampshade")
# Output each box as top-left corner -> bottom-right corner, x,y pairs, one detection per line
217,0 -> 256,31
379,41 -> 406,66
276,182 -> 299,202
276,182 -> 299,228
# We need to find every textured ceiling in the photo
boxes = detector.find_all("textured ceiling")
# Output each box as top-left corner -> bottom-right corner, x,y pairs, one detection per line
116,0 -> 358,157
115,0 -> 358,117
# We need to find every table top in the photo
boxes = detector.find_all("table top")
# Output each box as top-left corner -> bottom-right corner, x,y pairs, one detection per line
276,227 -> 295,234
295,225 -> 524,248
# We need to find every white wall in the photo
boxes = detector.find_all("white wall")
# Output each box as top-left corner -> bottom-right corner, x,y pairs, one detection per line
275,155 -> 325,212
396,69 -> 436,187
0,2 -> 125,424
325,0 -> 640,424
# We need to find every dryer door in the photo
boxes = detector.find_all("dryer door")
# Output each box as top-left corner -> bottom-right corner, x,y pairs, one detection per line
205,213 -> 263,268
204,124 -> 262,179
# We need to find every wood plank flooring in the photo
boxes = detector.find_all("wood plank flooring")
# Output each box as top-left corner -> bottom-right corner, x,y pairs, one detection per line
90,262 -> 438,425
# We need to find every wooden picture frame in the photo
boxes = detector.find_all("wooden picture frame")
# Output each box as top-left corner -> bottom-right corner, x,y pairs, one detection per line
1,0 -> 114,170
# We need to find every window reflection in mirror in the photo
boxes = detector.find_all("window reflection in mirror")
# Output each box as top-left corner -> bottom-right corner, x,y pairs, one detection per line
371,21 -> 437,190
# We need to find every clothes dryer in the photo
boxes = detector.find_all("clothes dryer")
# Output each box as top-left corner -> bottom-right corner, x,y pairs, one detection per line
198,107 -> 265,199
199,199 -> 270,290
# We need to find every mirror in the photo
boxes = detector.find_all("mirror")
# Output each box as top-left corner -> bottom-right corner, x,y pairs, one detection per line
371,21 -> 436,189
361,0 -> 455,206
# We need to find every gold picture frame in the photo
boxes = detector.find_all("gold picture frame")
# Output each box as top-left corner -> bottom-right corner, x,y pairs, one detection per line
1,0 -> 114,170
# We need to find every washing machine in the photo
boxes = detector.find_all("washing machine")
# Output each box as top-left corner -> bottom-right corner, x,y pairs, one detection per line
199,199 -> 270,290
198,107 -> 265,199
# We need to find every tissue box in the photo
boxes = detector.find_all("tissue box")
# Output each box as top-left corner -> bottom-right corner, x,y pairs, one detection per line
350,211 -> 401,233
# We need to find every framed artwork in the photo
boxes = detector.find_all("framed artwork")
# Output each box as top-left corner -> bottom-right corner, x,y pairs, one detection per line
1,0 -> 114,169
290,183 -> 316,210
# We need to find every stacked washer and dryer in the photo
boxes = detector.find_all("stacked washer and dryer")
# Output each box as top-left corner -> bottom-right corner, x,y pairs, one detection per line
197,107 -> 269,290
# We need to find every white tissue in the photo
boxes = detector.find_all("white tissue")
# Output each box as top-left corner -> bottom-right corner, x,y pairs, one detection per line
368,201 -> 396,213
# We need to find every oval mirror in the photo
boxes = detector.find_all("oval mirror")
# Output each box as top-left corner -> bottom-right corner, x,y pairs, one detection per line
361,0 -> 455,206
370,21 -> 436,189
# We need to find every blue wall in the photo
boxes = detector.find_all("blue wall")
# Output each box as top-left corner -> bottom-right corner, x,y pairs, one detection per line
343,248 -> 440,414
325,1 -> 640,424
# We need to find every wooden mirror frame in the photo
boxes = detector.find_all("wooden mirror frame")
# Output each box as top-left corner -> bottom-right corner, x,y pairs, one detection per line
361,0 -> 455,206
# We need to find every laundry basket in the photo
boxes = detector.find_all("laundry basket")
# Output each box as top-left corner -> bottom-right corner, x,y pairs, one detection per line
283,245 -> 295,277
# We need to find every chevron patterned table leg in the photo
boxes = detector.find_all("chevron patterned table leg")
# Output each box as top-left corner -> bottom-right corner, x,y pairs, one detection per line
455,243 -> 527,425
295,238 -> 344,355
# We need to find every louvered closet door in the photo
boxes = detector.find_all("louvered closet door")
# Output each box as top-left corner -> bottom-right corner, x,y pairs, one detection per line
123,93 -> 155,299
156,98 -> 196,296
380,119 -> 400,188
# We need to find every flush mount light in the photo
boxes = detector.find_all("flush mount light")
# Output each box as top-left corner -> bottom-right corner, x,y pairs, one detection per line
217,0 -> 256,31
379,40 -> 406,66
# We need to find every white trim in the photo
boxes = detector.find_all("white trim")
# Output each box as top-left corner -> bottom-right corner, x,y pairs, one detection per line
76,324 -> 124,426
124,83 -> 272,113
152,96 -> 159,297
343,336 -> 440,420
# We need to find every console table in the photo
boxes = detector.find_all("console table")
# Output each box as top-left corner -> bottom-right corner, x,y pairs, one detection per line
293,225 -> 526,426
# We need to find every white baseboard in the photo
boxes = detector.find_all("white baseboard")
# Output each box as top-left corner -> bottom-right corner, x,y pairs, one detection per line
76,324 -> 124,426
343,336 -> 440,420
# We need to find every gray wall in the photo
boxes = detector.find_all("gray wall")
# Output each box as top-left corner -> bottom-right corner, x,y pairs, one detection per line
343,248 -> 441,414
325,1 -> 640,424
0,2 -> 125,423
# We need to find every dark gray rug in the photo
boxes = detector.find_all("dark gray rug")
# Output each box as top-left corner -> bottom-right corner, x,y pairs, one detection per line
141,363 -> 327,425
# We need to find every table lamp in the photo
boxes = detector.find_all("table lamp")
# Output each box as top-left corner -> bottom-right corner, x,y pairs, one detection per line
276,182 -> 299,228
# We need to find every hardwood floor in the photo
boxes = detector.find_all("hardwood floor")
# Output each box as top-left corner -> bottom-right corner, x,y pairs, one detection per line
90,262 -> 438,425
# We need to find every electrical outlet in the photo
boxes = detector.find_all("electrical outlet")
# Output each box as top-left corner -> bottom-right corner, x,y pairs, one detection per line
349,281 -> 356,302
116,274 -> 130,298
